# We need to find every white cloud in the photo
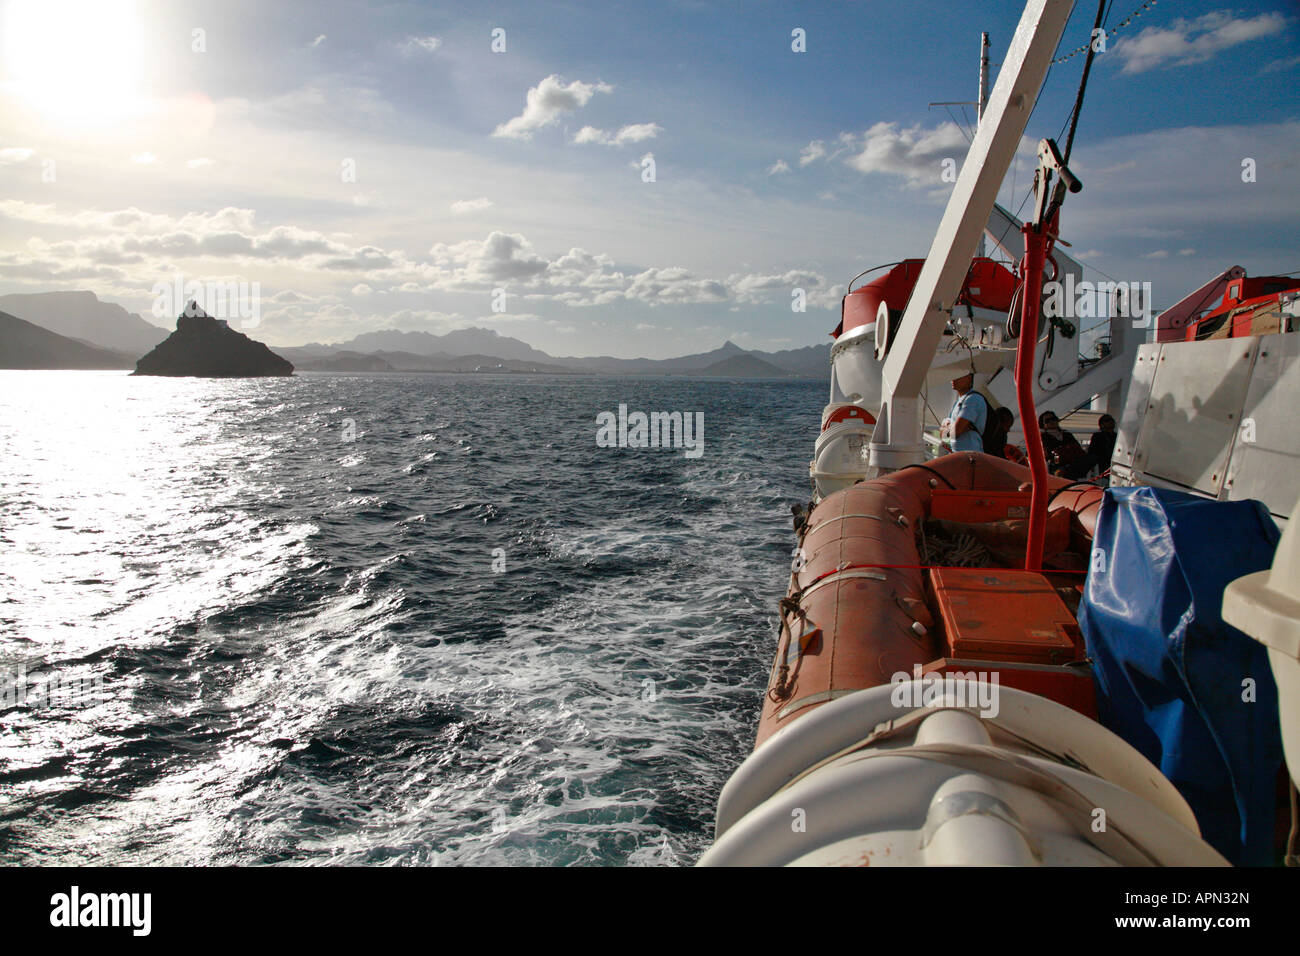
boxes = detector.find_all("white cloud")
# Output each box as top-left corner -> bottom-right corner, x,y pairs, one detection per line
1115,11 -> 1288,74
624,267 -> 728,305
131,152 -> 159,165
546,248 -> 623,290
767,159 -> 790,175
0,201 -> 423,286
1143,250 -> 1170,259
428,231 -> 549,285
0,147 -> 35,164
799,140 -> 827,166
1179,248 -> 1196,256
186,157 -> 214,168
0,201 -> 253,235
573,123 -> 661,146
612,123 -> 659,144
401,35 -> 442,56
450,197 -> 494,214
727,269 -> 843,309
415,228 -> 841,309
1261,54 -> 1300,74
310,34 -> 326,48
0,248 -> 127,283
229,80 -> 397,130
551,289 -> 625,307
0,195 -> 847,317
492,75 -> 613,140
842,121 -> 968,185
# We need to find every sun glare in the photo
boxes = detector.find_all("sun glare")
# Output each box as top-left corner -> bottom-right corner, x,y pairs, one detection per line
2,0 -> 144,128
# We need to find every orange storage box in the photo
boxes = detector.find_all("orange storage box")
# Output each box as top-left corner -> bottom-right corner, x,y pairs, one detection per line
929,567 -> 1080,664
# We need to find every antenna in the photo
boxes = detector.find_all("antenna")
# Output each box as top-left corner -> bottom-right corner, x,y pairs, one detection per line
978,32 -> 990,123
978,32 -> 990,256
928,32 -> 993,130
930,33 -> 993,256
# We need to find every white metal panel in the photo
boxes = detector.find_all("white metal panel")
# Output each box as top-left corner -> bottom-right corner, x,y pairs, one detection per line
1130,337 -> 1257,497
1110,342 -> 1161,473
1225,332 -> 1300,520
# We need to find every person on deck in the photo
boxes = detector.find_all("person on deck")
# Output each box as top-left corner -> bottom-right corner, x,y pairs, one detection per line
1039,411 -> 1096,479
941,369 -> 988,454
1088,413 -> 1117,472
983,403 -> 1009,458
996,407 -> 1027,464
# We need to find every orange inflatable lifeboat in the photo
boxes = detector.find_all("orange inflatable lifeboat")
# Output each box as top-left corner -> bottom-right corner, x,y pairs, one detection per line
764,451 -> 1102,748
702,452 -> 1223,868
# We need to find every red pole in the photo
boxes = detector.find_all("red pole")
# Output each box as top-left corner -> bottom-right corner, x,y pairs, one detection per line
1016,215 -> 1054,571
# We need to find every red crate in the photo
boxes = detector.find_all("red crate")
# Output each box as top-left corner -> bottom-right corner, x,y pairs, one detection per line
922,658 -> 1097,719
930,489 -> 1034,523
929,567 -> 1080,664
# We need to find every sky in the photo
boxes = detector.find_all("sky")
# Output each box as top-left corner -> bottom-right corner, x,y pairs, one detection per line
1,0 -> 1297,357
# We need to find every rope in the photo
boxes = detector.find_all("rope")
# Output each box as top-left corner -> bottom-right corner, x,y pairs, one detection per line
1182,279 -> 1236,337
1047,479 -> 1105,506
1062,0 -> 1109,165
919,528 -> 992,568
769,594 -> 811,703
896,463 -> 958,490
1050,0 -> 1158,64
805,560 -> 1086,578
1287,780 -> 1299,867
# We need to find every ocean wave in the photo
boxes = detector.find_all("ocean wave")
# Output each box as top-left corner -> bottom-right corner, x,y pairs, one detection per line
0,371 -> 821,865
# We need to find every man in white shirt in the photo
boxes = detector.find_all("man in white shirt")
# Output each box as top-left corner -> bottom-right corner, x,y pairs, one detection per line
941,369 -> 988,453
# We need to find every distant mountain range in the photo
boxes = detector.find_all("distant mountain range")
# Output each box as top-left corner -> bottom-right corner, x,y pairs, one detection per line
0,291 -> 168,356
0,309 -> 137,369
284,331 -> 829,377
298,327 -> 555,364
290,349 -> 584,374
0,289 -> 831,378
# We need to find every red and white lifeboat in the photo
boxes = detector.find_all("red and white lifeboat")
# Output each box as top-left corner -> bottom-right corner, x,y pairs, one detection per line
829,257 -> 1019,408
816,258 -> 1022,496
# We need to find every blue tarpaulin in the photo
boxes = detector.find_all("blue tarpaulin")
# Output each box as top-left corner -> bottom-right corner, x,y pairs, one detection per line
1079,487 -> 1283,866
